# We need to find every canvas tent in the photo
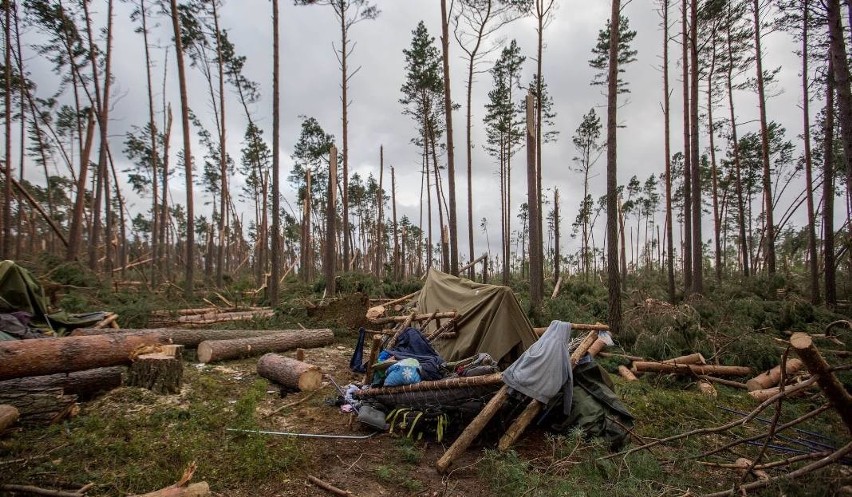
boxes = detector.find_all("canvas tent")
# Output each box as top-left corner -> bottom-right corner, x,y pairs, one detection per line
416,269 -> 538,364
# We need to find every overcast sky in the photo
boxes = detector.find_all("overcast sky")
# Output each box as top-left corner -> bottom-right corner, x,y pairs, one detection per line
19,0 -> 817,265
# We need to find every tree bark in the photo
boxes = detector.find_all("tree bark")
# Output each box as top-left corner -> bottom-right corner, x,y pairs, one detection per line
746,358 -> 803,391
632,361 -> 751,376
436,384 -> 508,473
801,0 -> 820,304
197,329 -> 334,363
753,0 -> 776,274
823,59 -> 837,307
662,0 -> 675,302
681,0 -> 693,291
440,0 -> 459,275
131,482 -> 210,497
269,0 -> 281,303
2,0 -> 11,256
689,0 -> 702,293
326,145 -> 338,295
526,93 -> 543,309
790,332 -> 852,432
257,354 -> 323,391
128,347 -> 183,395
71,328 -> 315,348
0,333 -> 170,381
169,0 -> 195,297
606,0 -> 623,335
0,367 -> 124,399
0,387 -> 77,425
827,0 -> 852,216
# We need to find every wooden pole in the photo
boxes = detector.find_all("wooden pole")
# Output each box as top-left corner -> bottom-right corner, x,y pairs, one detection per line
631,362 -> 752,377
436,385 -> 509,473
363,335 -> 382,384
790,332 -> 852,432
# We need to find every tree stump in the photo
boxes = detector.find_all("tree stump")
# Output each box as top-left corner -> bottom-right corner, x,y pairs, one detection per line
256,354 -> 323,391
128,345 -> 184,395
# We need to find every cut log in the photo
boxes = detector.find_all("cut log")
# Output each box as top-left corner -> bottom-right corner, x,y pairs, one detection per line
498,399 -> 543,452
257,354 -> 323,391
746,358 -> 804,391
747,384 -> 809,402
697,380 -> 717,398
0,387 -> 77,425
0,367 -> 124,399
617,365 -> 638,381
600,351 -> 646,362
631,361 -> 752,377
534,323 -> 610,336
128,346 -> 184,395
94,312 -> 119,329
663,353 -> 706,365
587,338 -> 608,358
0,404 -> 19,432
70,328 -> 311,349
370,311 -> 457,325
571,331 -> 599,366
790,332 -> 852,432
131,482 -> 210,497
0,333 -> 170,381
437,384 -> 509,473
197,329 -> 334,363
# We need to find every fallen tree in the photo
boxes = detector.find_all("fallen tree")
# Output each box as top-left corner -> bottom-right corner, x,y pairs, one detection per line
70,328 -> 296,348
631,361 -> 752,377
0,333 -> 170,381
197,329 -> 334,363
0,367 -> 124,399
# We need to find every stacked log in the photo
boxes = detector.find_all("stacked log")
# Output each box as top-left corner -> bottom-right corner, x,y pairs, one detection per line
0,367 -> 124,399
0,387 -> 77,425
197,329 -> 334,363
257,354 -> 323,392
0,332 -> 170,381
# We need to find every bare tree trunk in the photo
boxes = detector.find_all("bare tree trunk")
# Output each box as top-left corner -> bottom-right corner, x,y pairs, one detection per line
326,146 -> 338,295
2,0 -> 11,256
681,0 -> 693,292
553,188 -> 560,282
826,0 -> 852,209
752,0 -> 776,275
689,0 -> 702,293
139,0 -> 159,286
376,146 -> 384,278
606,0 -> 623,335
340,7 -> 351,273
802,0 -> 819,304
707,28 -> 722,283
160,107 -> 173,282
526,92 -> 542,310
823,59 -> 837,308
211,0 -> 228,287
725,6 -> 750,277
440,0 -> 459,275
663,0 -> 675,301
169,0 -> 195,297
269,0 -> 281,302
392,166 -> 399,280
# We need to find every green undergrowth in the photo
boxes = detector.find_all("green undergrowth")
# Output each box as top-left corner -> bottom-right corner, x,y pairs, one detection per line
373,437 -> 427,493
481,377 -> 847,496
0,368 -> 307,495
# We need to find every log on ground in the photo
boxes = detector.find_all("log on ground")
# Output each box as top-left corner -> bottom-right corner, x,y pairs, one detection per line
631,361 -> 752,377
197,329 -> 334,363
0,333 -> 170,381
746,358 -> 804,391
0,367 -> 124,399
0,404 -> 19,431
70,328 -> 309,349
257,354 -> 323,391
790,332 -> 852,432
0,387 -> 77,425
131,482 -> 210,497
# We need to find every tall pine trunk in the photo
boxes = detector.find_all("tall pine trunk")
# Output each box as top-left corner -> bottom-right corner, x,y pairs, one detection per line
681,0 -> 693,291
802,0 -> 819,303
823,60 -> 837,307
826,0 -> 852,212
169,0 -> 195,297
526,92 -> 542,309
212,0 -> 228,287
752,0 -> 776,274
606,0 -> 623,335
663,0 -> 676,301
440,0 -> 458,275
689,0 -> 702,293
140,0 -> 160,286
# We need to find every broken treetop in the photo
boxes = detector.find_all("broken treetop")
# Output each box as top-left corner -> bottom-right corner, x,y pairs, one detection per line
417,269 -> 538,364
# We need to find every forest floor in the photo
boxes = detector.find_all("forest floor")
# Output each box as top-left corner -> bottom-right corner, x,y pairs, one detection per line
1,280 -> 851,496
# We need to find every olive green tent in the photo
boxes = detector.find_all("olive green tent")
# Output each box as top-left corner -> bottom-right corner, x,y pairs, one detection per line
416,269 -> 538,364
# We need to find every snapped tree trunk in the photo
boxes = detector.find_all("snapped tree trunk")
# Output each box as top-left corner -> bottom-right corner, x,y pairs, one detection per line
606,0 -> 623,335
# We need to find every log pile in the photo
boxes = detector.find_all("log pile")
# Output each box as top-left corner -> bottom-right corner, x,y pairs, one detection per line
0,367 -> 124,399
148,306 -> 274,328
0,387 -> 77,425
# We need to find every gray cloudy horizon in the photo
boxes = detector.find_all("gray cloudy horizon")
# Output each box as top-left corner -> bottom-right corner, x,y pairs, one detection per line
16,0 -> 822,268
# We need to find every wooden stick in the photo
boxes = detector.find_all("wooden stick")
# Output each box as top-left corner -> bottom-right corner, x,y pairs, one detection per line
697,375 -> 748,390
458,254 -> 488,274
370,311 -> 457,325
550,275 -> 563,299
571,331 -> 599,366
790,332 -> 852,432
354,373 -> 503,398
93,313 -> 119,329
533,323 -> 609,336
437,385 -> 509,473
599,351 -> 646,362
0,484 -> 84,497
307,475 -> 353,497
631,361 -> 752,377
363,335 -> 382,384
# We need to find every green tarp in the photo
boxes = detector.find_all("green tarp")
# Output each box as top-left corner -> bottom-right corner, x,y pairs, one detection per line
0,260 -> 104,335
417,269 -> 538,364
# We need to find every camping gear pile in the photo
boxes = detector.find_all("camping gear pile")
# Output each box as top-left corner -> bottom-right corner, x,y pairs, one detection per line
350,269 -> 633,472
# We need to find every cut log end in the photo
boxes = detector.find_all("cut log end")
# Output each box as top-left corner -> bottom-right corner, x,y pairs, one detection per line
257,354 -> 323,392
0,404 -> 19,432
